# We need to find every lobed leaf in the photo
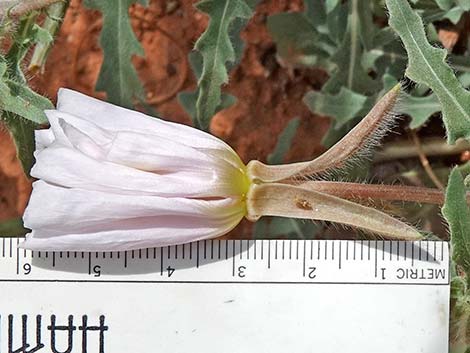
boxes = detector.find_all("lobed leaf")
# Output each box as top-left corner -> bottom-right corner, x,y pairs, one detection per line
387,0 -> 470,143
303,87 -> 369,129
193,0 -> 253,130
84,0 -> 146,108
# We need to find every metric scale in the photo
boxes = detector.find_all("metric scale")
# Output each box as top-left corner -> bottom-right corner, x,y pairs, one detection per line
0,238 -> 450,353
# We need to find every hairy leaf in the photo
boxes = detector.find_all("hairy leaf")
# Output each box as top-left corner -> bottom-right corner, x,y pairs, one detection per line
442,168 -> 470,275
0,63 -> 51,124
84,0 -> 146,108
193,0 -> 253,130
387,0 -> 470,143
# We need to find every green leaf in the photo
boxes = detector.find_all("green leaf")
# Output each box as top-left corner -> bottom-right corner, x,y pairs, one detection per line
0,217 -> 28,237
387,0 -> 470,143
84,0 -> 145,108
267,12 -> 330,68
303,87 -> 369,128
442,168 -> 470,275
402,93 -> 441,129
0,63 -> 52,124
323,0 -> 380,94
3,113 -> 35,175
193,0 -> 253,130
267,117 -> 300,164
178,51 -> 237,122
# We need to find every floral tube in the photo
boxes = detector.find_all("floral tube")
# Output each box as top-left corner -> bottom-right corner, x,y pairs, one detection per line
21,89 -> 250,251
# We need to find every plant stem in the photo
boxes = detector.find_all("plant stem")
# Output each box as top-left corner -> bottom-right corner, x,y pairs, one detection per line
298,181 -> 455,205
375,137 -> 470,162
28,1 -> 69,73
410,130 -> 445,189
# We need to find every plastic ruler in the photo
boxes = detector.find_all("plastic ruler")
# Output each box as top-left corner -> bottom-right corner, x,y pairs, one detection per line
0,238 -> 450,353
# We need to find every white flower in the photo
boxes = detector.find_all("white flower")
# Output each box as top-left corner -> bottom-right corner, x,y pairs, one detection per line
21,89 -> 250,251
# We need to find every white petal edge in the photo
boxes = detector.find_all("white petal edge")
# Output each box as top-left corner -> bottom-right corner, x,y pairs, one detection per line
19,212 -> 243,251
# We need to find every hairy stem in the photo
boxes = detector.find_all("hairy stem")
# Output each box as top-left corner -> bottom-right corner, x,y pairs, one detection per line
247,183 -> 422,240
298,181 -> 450,205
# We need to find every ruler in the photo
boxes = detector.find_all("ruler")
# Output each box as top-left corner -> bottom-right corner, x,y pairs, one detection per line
0,238 -> 449,353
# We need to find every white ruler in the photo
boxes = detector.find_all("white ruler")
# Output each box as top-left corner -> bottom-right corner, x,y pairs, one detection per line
0,238 -> 449,353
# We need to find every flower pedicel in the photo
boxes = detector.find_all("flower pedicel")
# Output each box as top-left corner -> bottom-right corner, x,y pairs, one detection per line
21,85 -> 426,251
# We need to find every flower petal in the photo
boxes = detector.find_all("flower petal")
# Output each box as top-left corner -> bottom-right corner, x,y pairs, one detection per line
45,109 -> 228,173
24,181 -> 244,234
31,145 -> 237,198
20,214 -> 243,251
34,129 -> 54,152
57,88 -> 232,151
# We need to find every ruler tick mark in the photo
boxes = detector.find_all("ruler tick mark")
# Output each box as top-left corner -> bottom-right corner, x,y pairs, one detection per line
232,240 -> 236,277
253,240 -> 256,260
260,240 -> 264,260
339,241 -> 342,269
303,240 -> 306,277
268,241 -> 271,269
87,253 -> 91,275
197,242 -> 200,268
160,247 -> 164,275
275,240 -> 278,260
